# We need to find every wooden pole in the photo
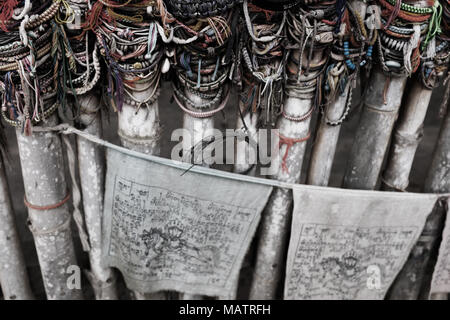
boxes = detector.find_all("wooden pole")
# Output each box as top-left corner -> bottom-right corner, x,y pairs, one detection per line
381,80 -> 432,191
249,49 -> 323,299
342,0 -> 431,190
423,107 -> 450,300
425,110 -> 450,194
0,156 -> 34,300
118,84 -> 161,156
179,91 -> 215,301
16,114 -> 83,300
307,0 -> 367,186
117,80 -> 166,300
76,93 -> 118,299
307,82 -> 351,186
388,107 -> 450,300
342,68 -> 407,189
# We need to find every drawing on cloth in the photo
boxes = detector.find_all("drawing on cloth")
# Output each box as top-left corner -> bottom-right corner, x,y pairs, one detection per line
285,223 -> 418,300
141,221 -> 220,272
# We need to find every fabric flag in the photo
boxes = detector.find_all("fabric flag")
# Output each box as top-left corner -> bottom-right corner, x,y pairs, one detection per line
430,197 -> 450,296
102,149 -> 272,298
284,185 -> 440,300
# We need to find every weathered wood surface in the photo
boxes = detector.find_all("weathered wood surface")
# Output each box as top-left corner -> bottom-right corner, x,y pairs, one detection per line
250,50 -> 322,299
343,69 -> 407,190
77,93 -> 118,299
388,109 -> 450,300
0,156 -> 34,300
117,81 -> 165,300
16,114 -> 83,300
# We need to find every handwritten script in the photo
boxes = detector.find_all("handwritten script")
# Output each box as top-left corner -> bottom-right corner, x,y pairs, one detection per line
102,149 -> 272,297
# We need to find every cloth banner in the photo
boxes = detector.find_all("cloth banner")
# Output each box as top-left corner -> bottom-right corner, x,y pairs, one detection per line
430,197 -> 450,295
102,149 -> 272,298
284,186 -> 440,300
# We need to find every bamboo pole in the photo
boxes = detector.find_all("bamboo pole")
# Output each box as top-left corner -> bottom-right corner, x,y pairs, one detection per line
117,80 -> 165,300
249,49 -> 322,299
381,79 -> 432,191
382,80 -> 434,299
118,84 -> 161,156
16,114 -> 83,300
76,93 -> 118,299
0,156 -> 34,300
179,90 -> 216,301
425,109 -> 450,194
423,107 -> 450,300
342,0 -> 431,190
307,0 -> 367,186
342,69 -> 407,189
307,82 -> 351,186
388,107 -> 450,300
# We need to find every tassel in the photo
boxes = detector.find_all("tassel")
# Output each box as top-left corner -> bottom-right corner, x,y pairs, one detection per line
422,0 -> 442,50
403,24 -> 421,75
113,68 -> 124,111
76,1 -> 111,39
180,52 -> 193,78
23,117 -> 32,136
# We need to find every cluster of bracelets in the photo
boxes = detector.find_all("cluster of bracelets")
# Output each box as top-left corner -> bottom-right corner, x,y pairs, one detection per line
239,0 -> 286,127
0,0 -> 448,135
0,0 -> 62,134
62,1 -> 100,106
284,0 -> 335,116
86,0 -> 163,112
165,1 -> 235,119
419,0 -> 450,88
322,1 -> 377,126
165,0 -> 241,20
377,0 -> 441,77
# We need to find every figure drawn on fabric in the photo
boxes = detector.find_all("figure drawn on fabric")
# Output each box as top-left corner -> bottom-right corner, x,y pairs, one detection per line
141,219 -> 220,273
319,250 -> 364,293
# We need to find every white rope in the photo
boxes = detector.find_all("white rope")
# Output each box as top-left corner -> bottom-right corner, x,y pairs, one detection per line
13,0 -> 31,20
31,124 -> 450,200
243,0 -> 286,43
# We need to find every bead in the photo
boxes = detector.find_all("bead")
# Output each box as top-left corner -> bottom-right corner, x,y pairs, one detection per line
386,60 -> 401,68
162,58 -> 170,74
